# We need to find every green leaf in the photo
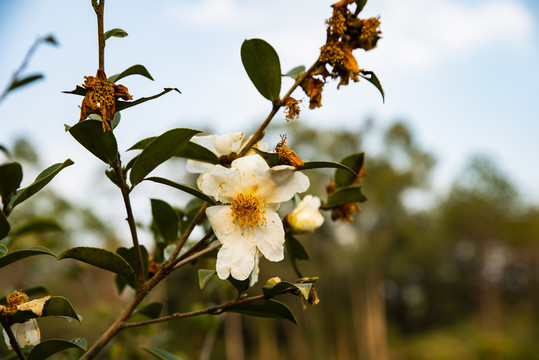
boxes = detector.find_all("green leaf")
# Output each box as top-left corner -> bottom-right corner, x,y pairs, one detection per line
7,74 -> 44,92
62,85 -> 86,96
0,162 -> 23,204
59,247 -> 135,281
360,71 -> 384,102
131,302 -> 163,320
108,64 -> 154,83
9,159 -> 73,210
116,245 -> 149,283
12,296 -> 80,323
285,233 -> 309,261
253,148 -> 280,167
334,153 -> 365,189
223,299 -> 297,324
11,218 -> 62,237
129,138 -> 219,164
28,338 -> 87,360
104,28 -> 128,42
241,39 -> 282,101
294,283 -> 312,301
262,281 -> 295,298
43,35 -> 58,46
0,244 -> 7,257
300,161 -> 356,175
356,0 -> 368,12
111,111 -> 121,129
0,246 -> 56,269
142,347 -> 183,360
145,177 -> 217,205
129,128 -> 200,186
115,88 -> 181,112
115,274 -> 128,295
198,269 -> 216,289
322,186 -> 367,209
283,65 -> 305,80
69,120 -> 118,164
151,199 -> 179,244
228,278 -> 250,296
0,212 -> 9,240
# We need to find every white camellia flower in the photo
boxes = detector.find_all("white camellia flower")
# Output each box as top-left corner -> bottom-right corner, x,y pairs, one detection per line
186,132 -> 268,174
286,195 -> 325,233
2,319 -> 40,350
198,154 -> 309,281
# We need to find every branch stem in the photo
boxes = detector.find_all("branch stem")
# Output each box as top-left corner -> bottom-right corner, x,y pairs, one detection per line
0,316 -> 27,360
97,0 -> 105,71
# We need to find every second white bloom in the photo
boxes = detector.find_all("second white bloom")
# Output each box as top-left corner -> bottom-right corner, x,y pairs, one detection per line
198,154 -> 309,281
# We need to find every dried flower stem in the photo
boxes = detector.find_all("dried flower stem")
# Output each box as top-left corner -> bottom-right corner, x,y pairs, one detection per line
97,0 -> 105,71
120,294 -> 266,330
238,61 -> 321,157
0,316 -> 26,360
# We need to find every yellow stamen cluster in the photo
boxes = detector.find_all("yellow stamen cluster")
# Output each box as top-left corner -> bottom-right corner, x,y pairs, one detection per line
7,291 -> 28,309
319,42 -> 345,66
358,17 -> 381,50
89,79 -> 115,107
231,193 -> 266,229
326,9 -> 347,37
284,97 -> 300,121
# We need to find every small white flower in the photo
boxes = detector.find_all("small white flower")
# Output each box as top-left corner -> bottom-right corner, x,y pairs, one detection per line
286,195 -> 324,233
186,132 -> 268,174
198,154 -> 309,281
2,319 -> 40,350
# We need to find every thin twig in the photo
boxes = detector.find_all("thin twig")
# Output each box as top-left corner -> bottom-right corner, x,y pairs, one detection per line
112,158 -> 145,289
120,294 -> 265,329
97,0 -> 105,71
170,230 -> 214,267
238,61 -> 321,157
172,241 -> 221,271
0,316 -> 27,360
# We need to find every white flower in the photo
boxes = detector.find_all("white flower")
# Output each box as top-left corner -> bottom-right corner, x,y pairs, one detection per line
286,195 -> 324,233
2,319 -> 40,350
186,132 -> 268,174
198,154 -> 309,281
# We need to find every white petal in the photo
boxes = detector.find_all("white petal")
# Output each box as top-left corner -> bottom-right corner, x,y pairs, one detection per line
214,132 -> 245,155
186,160 -> 215,174
255,211 -> 285,262
206,206 -> 257,280
190,135 -> 218,154
4,320 -> 40,349
197,165 -> 239,201
287,195 -> 324,233
249,250 -> 261,287
258,167 -> 310,203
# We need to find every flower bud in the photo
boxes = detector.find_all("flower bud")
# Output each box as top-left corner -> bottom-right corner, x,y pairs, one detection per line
286,195 -> 324,233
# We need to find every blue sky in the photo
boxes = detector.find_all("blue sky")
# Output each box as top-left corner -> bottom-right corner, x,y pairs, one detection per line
1,0 -> 538,212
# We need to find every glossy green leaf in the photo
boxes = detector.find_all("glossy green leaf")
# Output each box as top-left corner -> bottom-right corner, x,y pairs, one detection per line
0,244 -> 7,257
285,233 -> 310,261
108,64 -> 154,83
145,177 -> 216,205
262,281 -> 295,298
241,38 -> 282,101
0,212 -> 9,240
129,128 -> 200,186
356,0 -> 368,12
116,245 -> 149,282
115,274 -> 128,295
111,111 -> 121,129
62,85 -> 86,96
104,28 -> 128,41
151,199 -> 179,244
7,74 -> 44,92
0,246 -> 56,269
300,161 -> 356,175
224,299 -> 297,324
294,283 -> 312,301
322,185 -> 367,209
12,296 -> 80,323
334,153 -> 365,189
115,87 -> 180,112
59,247 -> 135,281
0,162 -> 23,204
11,218 -> 62,237
228,278 -> 250,295
131,302 -> 163,320
28,338 -> 87,360
9,159 -> 74,210
284,65 -> 305,80
253,148 -> 280,167
129,138 -> 219,164
198,269 -> 216,289
360,71 -> 384,102
142,347 -> 183,360
69,120 -> 118,164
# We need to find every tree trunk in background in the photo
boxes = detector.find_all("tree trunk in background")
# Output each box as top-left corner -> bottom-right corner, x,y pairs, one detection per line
356,269 -> 388,360
224,313 -> 245,360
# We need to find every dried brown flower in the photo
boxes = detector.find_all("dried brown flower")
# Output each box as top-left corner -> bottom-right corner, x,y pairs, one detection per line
283,97 -> 300,121
275,135 -> 304,169
300,77 -> 324,109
